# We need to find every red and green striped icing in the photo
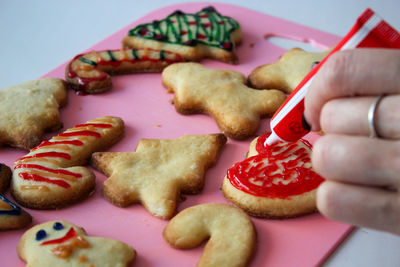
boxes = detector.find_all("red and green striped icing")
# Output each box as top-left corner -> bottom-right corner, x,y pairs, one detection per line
128,6 -> 240,51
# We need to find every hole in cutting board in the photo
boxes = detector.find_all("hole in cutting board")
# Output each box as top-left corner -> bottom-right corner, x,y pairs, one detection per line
265,33 -> 330,52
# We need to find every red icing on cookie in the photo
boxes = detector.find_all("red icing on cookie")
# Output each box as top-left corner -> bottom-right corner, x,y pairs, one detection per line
41,228 -> 77,246
226,133 -> 324,198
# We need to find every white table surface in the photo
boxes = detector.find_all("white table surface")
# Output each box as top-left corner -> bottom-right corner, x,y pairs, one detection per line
1,0 -> 400,266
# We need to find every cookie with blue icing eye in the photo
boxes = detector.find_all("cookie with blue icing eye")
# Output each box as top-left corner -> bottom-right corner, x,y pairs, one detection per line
0,163 -> 12,193
0,194 -> 32,231
18,221 -> 136,267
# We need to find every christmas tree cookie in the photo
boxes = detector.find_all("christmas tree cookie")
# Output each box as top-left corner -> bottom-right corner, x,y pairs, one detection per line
122,6 -> 241,63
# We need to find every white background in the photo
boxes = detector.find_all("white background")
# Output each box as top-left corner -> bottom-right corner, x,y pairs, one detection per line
1,0 -> 400,266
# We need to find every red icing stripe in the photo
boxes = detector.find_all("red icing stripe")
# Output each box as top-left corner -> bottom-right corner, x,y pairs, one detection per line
41,228 -> 77,245
59,130 -> 101,138
19,151 -> 71,161
19,172 -> 70,189
14,164 -> 82,178
74,123 -> 112,128
36,140 -> 84,149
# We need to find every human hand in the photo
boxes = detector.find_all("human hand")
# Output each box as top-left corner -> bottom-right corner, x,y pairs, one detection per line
304,48 -> 400,235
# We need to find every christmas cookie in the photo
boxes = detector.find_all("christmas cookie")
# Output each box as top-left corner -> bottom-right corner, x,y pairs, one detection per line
18,221 -> 136,267
66,48 -> 183,94
162,62 -> 286,140
0,194 -> 32,231
248,48 -> 330,93
12,116 -> 124,209
163,203 -> 256,267
222,133 -> 324,218
91,134 -> 227,219
0,78 -> 67,150
0,163 -> 11,193
122,6 -> 241,63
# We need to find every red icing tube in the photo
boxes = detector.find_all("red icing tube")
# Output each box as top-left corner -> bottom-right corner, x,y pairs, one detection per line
266,8 -> 400,146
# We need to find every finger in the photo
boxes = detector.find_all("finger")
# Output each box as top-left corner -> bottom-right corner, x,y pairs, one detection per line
312,134 -> 400,188
320,95 -> 400,139
304,48 -> 400,131
317,181 -> 400,235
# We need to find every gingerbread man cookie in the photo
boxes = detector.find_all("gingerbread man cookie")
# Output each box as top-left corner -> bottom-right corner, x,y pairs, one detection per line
123,6 -> 241,63
91,134 -> 227,219
66,48 -> 183,94
162,62 -> 286,140
222,133 -> 324,218
18,221 -> 136,267
164,203 -> 256,267
0,78 -> 67,150
12,116 -> 124,209
248,48 -> 330,93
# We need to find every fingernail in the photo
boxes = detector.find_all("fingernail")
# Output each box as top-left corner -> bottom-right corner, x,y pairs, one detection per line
302,113 -> 311,131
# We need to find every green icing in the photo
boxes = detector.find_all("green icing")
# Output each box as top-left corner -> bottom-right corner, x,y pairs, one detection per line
78,56 -> 97,66
127,6 -> 240,51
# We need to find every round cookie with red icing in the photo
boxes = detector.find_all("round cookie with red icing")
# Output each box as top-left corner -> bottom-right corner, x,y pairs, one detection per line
222,133 -> 324,218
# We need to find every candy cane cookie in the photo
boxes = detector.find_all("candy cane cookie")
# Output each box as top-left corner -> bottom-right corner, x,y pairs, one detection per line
66,48 -> 183,94
11,116 -> 124,209
122,6 -> 241,63
164,203 -> 256,267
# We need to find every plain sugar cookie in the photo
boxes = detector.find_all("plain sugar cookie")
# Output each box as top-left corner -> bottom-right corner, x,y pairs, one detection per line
163,203 -> 256,267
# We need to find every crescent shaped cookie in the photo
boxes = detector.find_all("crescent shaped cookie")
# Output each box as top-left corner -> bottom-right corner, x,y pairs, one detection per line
18,221 -> 136,267
163,203 -> 256,267
0,78 -> 67,150
91,134 -> 227,219
248,48 -> 330,93
122,6 -> 241,63
222,133 -> 324,218
12,116 -> 124,209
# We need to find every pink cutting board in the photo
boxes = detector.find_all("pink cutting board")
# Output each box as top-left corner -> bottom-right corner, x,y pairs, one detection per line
0,2 -> 352,266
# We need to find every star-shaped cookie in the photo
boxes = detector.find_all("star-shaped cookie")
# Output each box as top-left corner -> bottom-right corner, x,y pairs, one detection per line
91,134 -> 227,219
0,78 -> 67,150
162,63 -> 286,140
248,48 -> 330,93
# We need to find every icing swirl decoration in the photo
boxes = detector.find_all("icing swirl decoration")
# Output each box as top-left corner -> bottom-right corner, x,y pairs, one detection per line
227,133 -> 324,199
66,48 -> 183,94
